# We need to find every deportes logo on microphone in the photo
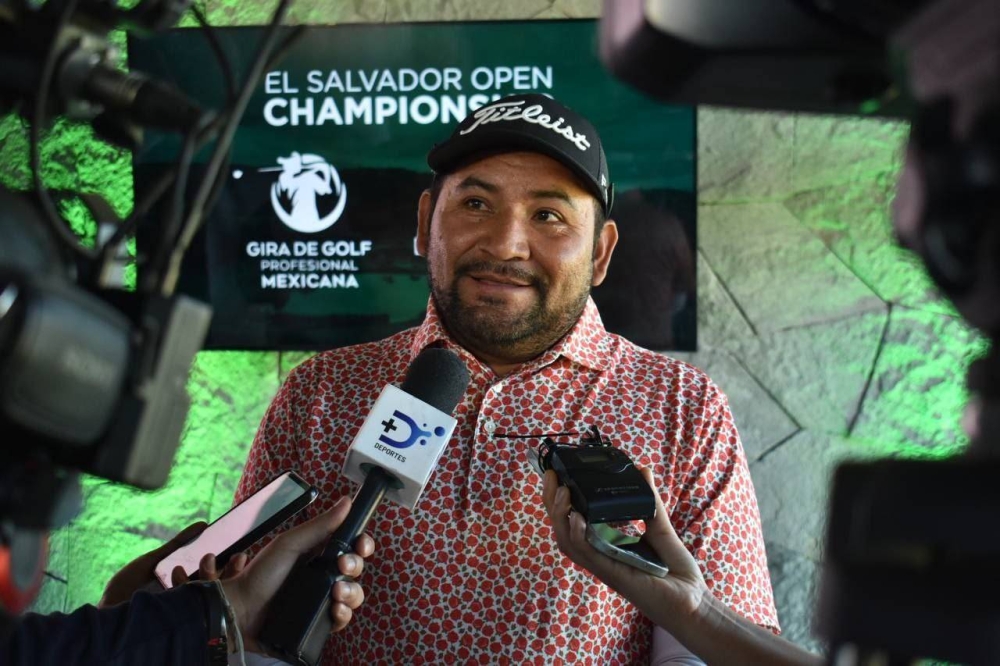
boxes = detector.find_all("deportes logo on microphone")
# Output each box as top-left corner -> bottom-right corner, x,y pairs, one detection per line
344,383 -> 460,509
378,410 -> 447,449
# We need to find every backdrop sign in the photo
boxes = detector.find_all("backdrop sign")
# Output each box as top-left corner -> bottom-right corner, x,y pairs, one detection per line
130,21 -> 696,351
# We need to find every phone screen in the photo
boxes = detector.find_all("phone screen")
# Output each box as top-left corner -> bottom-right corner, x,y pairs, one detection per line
154,471 -> 314,588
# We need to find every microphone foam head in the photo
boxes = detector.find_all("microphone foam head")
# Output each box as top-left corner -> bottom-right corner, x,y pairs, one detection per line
401,347 -> 470,414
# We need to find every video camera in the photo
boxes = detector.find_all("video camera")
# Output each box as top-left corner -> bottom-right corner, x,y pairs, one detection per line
601,0 -> 999,663
0,0 -> 300,613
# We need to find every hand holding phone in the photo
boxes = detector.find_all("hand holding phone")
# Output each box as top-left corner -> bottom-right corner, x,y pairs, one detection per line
99,521 -> 212,607
154,470 -> 317,589
585,522 -> 669,578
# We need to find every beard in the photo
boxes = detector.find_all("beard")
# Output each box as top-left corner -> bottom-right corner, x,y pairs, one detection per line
429,258 -> 592,360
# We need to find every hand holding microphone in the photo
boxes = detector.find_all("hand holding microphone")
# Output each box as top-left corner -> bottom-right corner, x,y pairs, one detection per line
259,347 -> 470,665
220,498 -> 374,654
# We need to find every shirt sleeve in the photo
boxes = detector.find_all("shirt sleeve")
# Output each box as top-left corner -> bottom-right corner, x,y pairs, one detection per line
649,626 -> 708,665
233,359 -> 315,557
2,585 -> 208,666
668,383 -> 780,633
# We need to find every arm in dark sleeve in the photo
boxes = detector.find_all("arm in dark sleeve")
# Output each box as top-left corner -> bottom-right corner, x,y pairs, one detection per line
3,585 -> 208,666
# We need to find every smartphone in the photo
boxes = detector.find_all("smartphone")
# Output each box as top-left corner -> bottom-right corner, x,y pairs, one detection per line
154,470 -> 318,589
585,522 -> 670,578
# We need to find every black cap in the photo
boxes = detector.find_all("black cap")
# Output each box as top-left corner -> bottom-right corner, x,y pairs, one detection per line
427,94 -> 614,216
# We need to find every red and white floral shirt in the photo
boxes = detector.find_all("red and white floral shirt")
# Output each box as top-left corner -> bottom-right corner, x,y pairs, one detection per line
235,297 -> 779,664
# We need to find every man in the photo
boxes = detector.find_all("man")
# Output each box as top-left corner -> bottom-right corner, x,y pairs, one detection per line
235,93 -> 778,663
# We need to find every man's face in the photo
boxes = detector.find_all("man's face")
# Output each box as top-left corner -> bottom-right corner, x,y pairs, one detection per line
416,152 -> 617,367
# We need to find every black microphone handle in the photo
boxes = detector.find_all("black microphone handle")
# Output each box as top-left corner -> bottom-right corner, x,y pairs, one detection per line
82,67 -> 203,132
258,467 -> 398,666
316,466 -> 395,569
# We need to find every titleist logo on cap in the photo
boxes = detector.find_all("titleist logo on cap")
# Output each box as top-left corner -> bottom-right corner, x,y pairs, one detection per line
459,100 -> 592,152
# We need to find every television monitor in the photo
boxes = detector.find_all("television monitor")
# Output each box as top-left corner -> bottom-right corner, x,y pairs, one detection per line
129,20 -> 697,351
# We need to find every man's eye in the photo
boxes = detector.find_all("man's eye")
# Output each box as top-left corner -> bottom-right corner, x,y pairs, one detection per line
464,198 -> 488,210
536,210 -> 563,223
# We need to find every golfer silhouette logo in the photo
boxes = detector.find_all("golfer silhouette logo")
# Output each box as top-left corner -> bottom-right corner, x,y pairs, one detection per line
378,411 -> 447,449
263,151 -> 347,233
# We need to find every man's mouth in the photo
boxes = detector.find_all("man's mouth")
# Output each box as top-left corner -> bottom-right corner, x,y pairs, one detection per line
467,271 -> 533,288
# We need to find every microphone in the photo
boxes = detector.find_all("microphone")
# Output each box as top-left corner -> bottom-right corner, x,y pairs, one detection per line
258,347 -> 470,666
58,47 -> 203,132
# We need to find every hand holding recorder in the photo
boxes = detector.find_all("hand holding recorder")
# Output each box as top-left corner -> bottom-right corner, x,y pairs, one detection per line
543,467 -> 821,666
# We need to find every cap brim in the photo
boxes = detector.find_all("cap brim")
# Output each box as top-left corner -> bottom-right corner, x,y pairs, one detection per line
427,128 -> 606,212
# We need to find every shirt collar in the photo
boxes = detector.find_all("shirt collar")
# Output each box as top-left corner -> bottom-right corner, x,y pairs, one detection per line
409,296 -> 613,373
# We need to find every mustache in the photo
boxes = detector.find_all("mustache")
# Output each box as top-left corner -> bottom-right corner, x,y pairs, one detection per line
454,261 -> 543,287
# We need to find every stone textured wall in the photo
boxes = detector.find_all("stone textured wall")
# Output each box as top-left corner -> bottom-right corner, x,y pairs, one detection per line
677,109 -> 983,652
11,0 -> 983,657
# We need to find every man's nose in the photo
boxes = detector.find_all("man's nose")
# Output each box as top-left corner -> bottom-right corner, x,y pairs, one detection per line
479,210 -> 530,261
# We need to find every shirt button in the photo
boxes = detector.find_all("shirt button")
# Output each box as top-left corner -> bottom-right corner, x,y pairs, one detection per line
482,419 -> 496,435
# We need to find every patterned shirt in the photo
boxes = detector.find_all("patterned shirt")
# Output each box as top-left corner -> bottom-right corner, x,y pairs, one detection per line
234,297 -> 779,664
